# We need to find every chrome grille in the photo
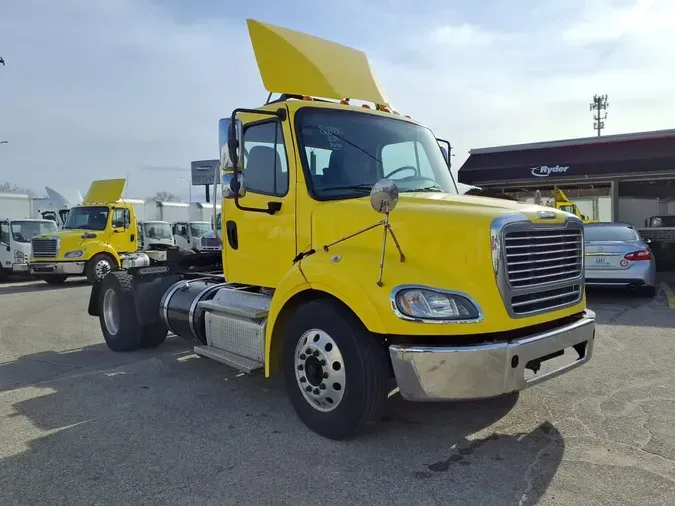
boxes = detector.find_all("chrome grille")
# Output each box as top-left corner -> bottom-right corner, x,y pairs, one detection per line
505,229 -> 583,288
498,222 -> 584,317
31,238 -> 58,258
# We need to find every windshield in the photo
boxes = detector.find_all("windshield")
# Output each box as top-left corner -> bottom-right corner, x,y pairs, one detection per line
144,222 -> 173,239
559,205 -> 577,214
64,206 -> 109,230
11,221 -> 58,243
59,209 -> 70,222
296,108 -> 458,199
584,225 -> 639,242
190,222 -> 211,237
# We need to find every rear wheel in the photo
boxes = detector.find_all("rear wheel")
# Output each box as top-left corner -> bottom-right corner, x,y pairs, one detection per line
86,253 -> 117,284
99,271 -> 167,351
282,298 -> 390,440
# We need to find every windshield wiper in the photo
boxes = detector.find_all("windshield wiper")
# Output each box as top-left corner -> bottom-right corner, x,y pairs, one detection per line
318,184 -> 374,192
403,185 -> 444,193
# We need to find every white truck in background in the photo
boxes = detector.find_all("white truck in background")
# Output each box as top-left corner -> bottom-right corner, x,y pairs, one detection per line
137,220 -> 176,251
0,192 -> 33,219
1,217 -> 58,279
172,220 -> 222,253
189,202 -> 221,225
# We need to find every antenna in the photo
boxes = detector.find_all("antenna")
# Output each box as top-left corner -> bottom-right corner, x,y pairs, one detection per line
322,180 -> 405,286
589,94 -> 609,136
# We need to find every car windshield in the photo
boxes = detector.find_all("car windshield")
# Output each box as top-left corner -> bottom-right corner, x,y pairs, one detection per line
296,108 -> 458,199
144,222 -> 173,239
64,206 -> 109,231
585,225 -> 639,242
190,222 -> 211,237
11,220 -> 58,243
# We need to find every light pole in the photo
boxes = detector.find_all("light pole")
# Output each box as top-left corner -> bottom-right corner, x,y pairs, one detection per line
179,176 -> 192,203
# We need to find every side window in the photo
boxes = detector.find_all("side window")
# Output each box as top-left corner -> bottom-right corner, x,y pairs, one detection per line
381,141 -> 434,180
243,122 -> 289,196
112,208 -> 130,228
0,222 -> 9,244
179,224 -> 188,237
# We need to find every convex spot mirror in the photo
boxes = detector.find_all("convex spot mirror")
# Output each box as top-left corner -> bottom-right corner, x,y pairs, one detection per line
370,179 -> 399,214
222,173 -> 246,199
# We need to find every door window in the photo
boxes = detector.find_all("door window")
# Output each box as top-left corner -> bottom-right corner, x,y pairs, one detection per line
0,222 -> 9,244
243,122 -> 289,196
111,208 -> 130,229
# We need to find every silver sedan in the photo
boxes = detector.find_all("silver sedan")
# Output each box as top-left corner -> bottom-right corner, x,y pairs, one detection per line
583,222 -> 657,297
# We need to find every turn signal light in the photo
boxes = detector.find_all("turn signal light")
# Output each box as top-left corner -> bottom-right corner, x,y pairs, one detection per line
624,249 -> 651,261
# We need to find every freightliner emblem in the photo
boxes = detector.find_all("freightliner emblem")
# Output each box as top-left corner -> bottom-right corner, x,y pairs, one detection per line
536,211 -> 556,219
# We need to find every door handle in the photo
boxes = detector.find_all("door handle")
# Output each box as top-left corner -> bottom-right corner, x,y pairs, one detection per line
226,220 -> 238,250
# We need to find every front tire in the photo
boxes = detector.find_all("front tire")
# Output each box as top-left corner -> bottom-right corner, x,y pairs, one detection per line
86,253 -> 117,284
282,298 -> 390,440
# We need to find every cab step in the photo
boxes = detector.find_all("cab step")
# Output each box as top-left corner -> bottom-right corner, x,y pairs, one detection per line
193,345 -> 264,373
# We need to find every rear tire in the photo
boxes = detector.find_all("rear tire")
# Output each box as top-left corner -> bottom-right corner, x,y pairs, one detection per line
86,253 -> 117,284
99,271 -> 141,351
282,298 -> 390,440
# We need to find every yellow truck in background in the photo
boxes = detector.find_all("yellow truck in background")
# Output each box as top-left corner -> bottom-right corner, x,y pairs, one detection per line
545,188 -> 596,224
29,179 -> 142,284
87,19 -> 596,440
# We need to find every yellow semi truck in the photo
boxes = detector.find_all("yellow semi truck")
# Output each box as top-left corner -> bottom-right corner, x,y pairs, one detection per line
87,19 -> 595,440
29,179 -> 182,284
545,188 -> 596,223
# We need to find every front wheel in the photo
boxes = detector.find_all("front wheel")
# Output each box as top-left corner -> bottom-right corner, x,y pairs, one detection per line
86,253 -> 117,284
282,298 -> 390,440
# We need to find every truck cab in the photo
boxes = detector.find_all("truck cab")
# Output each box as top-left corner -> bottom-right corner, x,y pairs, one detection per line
88,19 -> 596,440
172,220 -> 221,253
0,218 -> 58,279
29,179 -> 139,284
547,188 -> 596,223
138,220 -> 175,250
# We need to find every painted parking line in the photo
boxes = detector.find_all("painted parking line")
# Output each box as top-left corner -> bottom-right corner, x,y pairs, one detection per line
660,282 -> 675,309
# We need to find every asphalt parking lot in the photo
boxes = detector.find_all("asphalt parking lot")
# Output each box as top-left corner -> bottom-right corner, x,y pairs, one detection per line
1,278 -> 674,505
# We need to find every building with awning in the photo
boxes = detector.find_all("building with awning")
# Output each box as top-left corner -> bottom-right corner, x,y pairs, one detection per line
457,128 -> 675,227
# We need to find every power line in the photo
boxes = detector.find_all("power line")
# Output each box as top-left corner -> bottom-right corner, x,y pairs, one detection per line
589,94 -> 609,136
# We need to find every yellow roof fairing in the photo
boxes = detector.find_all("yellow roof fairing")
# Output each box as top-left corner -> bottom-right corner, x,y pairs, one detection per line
82,179 -> 126,204
246,19 -> 390,107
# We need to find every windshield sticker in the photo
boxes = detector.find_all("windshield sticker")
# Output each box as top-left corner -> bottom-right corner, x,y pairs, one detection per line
318,125 -> 344,150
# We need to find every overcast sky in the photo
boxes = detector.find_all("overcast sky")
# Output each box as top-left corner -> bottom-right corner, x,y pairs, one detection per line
1,0 -> 674,200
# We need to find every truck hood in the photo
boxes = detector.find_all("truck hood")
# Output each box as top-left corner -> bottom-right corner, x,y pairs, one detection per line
310,192 -> 574,294
312,192 -> 570,250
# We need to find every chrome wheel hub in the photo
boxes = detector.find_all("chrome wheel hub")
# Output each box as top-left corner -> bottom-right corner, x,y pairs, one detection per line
294,329 -> 346,412
95,259 -> 111,280
102,288 -> 120,336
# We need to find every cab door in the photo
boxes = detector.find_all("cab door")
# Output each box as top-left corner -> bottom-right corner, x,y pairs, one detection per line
222,116 -> 296,288
108,207 -> 136,253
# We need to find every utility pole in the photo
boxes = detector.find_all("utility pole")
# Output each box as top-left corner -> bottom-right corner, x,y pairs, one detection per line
589,94 -> 609,136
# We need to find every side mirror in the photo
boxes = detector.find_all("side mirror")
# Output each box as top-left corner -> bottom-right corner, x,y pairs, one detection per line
436,138 -> 451,166
5,245 -> 9,252
370,179 -> 399,214
222,173 -> 246,199
219,117 -> 243,171
439,146 -> 448,163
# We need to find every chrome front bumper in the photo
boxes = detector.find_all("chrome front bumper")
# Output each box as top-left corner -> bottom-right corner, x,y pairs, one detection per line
389,310 -> 596,401
29,261 -> 85,275
11,263 -> 29,272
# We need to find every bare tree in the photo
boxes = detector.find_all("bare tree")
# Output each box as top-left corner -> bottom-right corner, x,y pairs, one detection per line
0,181 -> 36,196
149,191 -> 182,202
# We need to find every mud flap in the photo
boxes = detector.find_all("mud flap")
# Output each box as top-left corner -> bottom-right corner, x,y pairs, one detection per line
88,282 -> 101,317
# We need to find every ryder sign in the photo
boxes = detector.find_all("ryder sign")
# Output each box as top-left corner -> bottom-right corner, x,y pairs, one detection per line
531,165 -> 569,177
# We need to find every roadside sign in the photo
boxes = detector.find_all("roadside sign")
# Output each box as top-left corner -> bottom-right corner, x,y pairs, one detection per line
191,159 -> 219,186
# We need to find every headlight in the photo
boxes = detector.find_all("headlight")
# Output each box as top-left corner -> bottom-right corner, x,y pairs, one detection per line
393,287 -> 481,321
14,250 -> 25,263
64,250 -> 84,258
